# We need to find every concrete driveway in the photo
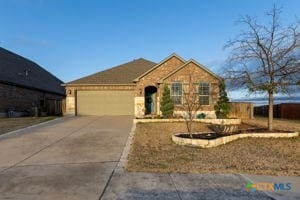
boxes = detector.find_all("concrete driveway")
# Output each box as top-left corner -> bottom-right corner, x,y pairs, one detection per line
0,116 -> 133,200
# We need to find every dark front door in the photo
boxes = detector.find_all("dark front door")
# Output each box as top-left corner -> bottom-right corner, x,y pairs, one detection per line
145,86 -> 157,114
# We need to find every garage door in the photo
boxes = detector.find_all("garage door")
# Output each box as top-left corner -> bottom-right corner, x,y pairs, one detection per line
76,91 -> 134,115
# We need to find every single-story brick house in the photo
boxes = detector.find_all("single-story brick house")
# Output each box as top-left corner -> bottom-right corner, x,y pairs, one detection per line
0,47 -> 65,117
64,54 -> 221,118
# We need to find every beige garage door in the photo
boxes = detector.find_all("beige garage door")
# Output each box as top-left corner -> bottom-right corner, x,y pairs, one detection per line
77,91 -> 134,115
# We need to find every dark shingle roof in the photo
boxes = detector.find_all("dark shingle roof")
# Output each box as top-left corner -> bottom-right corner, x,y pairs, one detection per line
0,47 -> 65,95
67,58 -> 157,85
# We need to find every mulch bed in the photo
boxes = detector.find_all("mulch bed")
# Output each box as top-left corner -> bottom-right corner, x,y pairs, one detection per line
176,123 -> 294,140
177,132 -> 220,139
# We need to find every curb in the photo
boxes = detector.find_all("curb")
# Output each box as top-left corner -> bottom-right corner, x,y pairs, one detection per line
0,116 -> 72,140
117,121 -> 137,170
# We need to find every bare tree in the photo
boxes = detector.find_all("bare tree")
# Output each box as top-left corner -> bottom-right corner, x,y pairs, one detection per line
224,5 -> 300,131
182,74 -> 202,138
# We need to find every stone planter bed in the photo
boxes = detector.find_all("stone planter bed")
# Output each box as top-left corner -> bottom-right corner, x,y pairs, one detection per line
134,118 -> 241,125
172,130 -> 299,148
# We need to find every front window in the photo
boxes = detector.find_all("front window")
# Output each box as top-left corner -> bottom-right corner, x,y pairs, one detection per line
171,82 -> 183,105
199,82 -> 210,105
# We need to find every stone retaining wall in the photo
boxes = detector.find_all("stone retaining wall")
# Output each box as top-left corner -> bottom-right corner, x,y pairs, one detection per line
134,118 -> 241,125
172,132 -> 299,148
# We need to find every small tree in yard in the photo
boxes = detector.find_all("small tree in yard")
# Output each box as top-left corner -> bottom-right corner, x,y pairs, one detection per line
183,74 -> 202,138
214,80 -> 230,119
224,6 -> 300,131
160,84 -> 174,118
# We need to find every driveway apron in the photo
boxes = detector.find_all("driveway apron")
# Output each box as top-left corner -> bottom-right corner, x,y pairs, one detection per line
0,116 -> 133,200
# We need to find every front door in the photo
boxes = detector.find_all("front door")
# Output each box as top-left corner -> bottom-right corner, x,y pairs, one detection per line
144,86 -> 157,115
145,93 -> 154,114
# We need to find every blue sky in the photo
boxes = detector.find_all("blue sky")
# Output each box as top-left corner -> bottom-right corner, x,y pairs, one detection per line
0,0 -> 299,99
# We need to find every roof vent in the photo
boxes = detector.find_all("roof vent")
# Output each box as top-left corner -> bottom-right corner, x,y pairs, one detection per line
24,69 -> 31,77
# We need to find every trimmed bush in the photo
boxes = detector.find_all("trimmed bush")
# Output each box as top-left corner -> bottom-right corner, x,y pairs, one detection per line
160,84 -> 174,118
214,80 -> 230,118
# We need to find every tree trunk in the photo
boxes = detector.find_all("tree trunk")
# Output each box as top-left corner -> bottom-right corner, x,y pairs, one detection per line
268,91 -> 273,131
186,120 -> 193,139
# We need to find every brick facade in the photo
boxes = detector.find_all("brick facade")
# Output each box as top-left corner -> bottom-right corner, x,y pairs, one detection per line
163,61 -> 219,112
0,83 -> 65,116
133,56 -> 186,117
134,57 -> 220,117
135,56 -> 185,97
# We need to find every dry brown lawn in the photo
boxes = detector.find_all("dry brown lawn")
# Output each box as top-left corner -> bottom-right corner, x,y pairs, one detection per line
0,116 -> 57,135
127,119 -> 300,176
244,116 -> 300,132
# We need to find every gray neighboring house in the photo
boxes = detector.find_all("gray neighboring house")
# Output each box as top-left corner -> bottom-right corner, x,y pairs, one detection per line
0,47 -> 65,117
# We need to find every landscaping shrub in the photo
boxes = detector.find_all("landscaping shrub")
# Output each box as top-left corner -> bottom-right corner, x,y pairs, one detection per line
196,113 -> 206,119
214,80 -> 230,118
160,84 -> 174,118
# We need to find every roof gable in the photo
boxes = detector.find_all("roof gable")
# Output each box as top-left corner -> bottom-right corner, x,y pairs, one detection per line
133,53 -> 185,82
66,58 -> 156,85
159,59 -> 221,82
0,47 -> 65,95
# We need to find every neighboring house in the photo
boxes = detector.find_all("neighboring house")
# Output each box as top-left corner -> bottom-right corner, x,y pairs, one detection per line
64,54 -> 221,118
0,47 -> 65,117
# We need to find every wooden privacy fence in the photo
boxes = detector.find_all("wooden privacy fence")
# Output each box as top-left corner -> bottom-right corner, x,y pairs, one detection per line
46,99 -> 64,116
254,103 -> 300,119
228,102 -> 254,119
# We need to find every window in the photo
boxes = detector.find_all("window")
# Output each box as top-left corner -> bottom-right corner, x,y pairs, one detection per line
171,82 -> 183,105
199,82 -> 210,105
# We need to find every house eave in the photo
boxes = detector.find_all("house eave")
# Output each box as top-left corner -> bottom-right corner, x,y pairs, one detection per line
0,80 -> 65,96
62,83 -> 136,87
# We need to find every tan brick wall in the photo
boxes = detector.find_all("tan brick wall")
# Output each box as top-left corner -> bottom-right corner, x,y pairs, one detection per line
0,83 -> 64,114
135,58 -> 220,115
135,56 -> 185,97
163,62 -> 220,112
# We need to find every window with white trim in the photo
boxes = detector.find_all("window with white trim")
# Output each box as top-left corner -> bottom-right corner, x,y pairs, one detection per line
199,82 -> 210,105
171,82 -> 183,105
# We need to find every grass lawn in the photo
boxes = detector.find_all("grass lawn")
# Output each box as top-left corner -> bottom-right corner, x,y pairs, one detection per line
126,118 -> 300,176
244,117 -> 300,132
0,116 -> 57,135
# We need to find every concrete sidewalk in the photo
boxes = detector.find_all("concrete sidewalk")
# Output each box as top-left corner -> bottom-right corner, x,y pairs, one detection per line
242,174 -> 300,200
100,169 -> 299,200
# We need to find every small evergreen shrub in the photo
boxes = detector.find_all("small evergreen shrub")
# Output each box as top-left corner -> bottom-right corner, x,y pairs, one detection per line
214,80 -> 230,119
196,113 -> 206,119
160,84 -> 174,118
